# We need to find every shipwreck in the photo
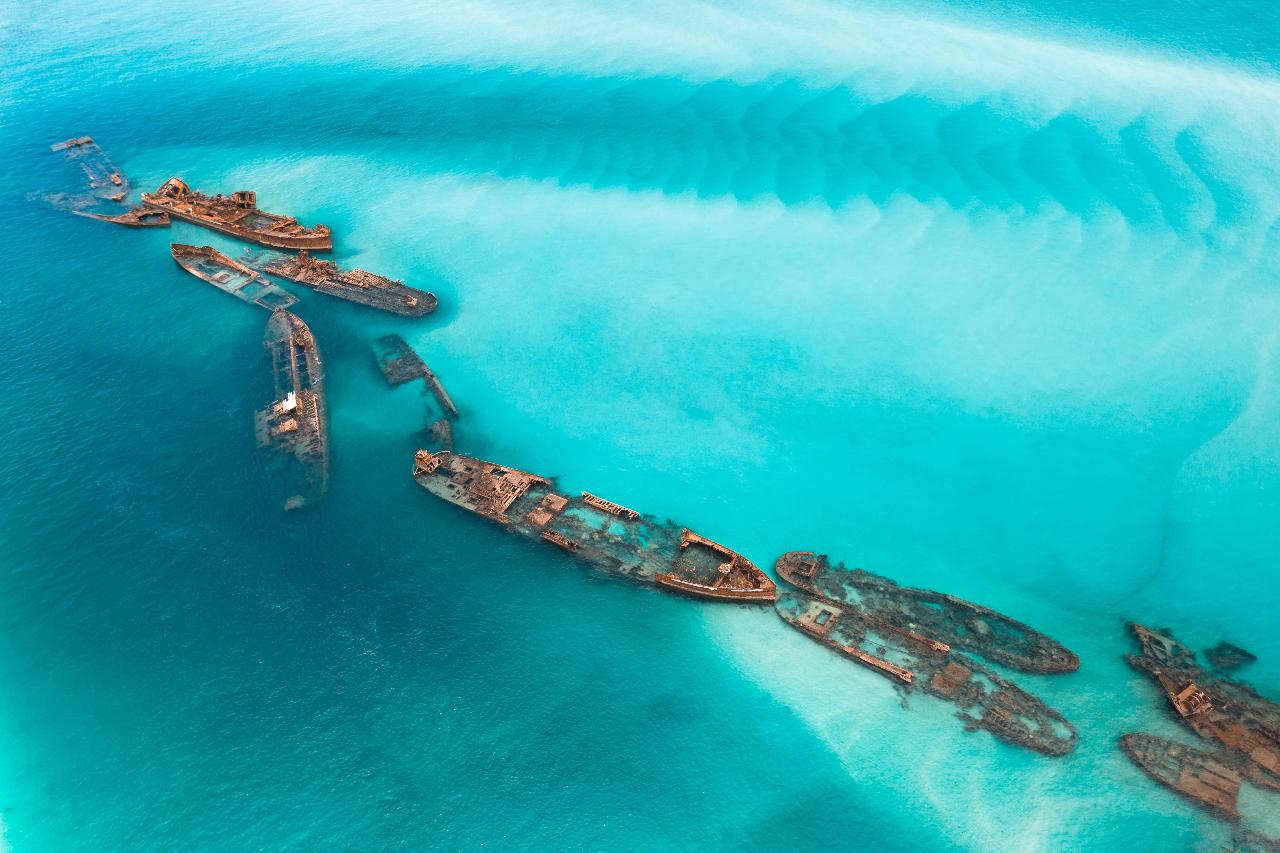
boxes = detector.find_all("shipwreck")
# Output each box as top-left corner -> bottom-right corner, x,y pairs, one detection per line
1126,623 -> 1280,792
143,178 -> 331,250
775,551 -> 1078,674
1120,732 -> 1243,820
46,135 -> 168,227
775,589 -> 1077,756
412,450 -> 776,603
372,335 -> 459,450
170,244 -> 298,310
51,136 -> 128,202
254,310 -> 329,510
258,251 -> 436,316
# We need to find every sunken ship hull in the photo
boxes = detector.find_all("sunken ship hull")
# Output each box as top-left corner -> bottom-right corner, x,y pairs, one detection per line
260,252 -> 436,316
776,551 -> 1078,674
412,451 -> 776,603
171,244 -> 298,310
143,178 -> 331,250
776,589 -> 1077,756
254,310 -> 329,510
51,136 -> 129,203
1120,733 -> 1243,820
47,135 -> 169,227
72,207 -> 170,228
1126,623 -> 1280,792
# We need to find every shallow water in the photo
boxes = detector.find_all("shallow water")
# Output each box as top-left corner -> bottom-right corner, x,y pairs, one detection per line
3,0 -> 1280,850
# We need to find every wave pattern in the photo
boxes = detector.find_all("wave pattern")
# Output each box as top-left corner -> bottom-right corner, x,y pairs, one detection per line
18,62 -> 1280,243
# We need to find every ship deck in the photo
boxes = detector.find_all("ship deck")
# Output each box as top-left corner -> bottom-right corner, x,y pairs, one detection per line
776,589 -> 1077,756
143,179 -> 332,250
259,311 -> 328,510
506,485 -> 682,583
260,256 -> 437,316
412,451 -> 772,601
776,551 -> 1078,673
172,245 -> 297,310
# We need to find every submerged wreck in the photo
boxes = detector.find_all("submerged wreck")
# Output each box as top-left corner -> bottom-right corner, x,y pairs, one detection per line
775,552 -> 1078,674
171,244 -> 298,310
47,136 -> 168,226
1126,624 -> 1280,792
258,251 -> 436,316
372,335 -> 459,446
143,178 -> 332,250
1207,642 -> 1258,673
51,136 -> 128,203
776,589 -> 1076,755
71,206 -> 169,228
1120,733 -> 1243,820
254,310 -> 328,510
412,451 -> 776,603
373,334 -> 430,386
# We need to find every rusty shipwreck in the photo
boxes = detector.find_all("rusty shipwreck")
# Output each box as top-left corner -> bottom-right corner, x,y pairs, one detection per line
373,335 -> 458,450
411,450 -> 775,603
257,251 -> 436,316
776,551 -> 1078,674
1126,623 -> 1280,793
171,244 -> 298,310
776,588 -> 1076,755
51,136 -> 128,203
1120,733 -> 1244,821
254,310 -> 329,510
143,178 -> 331,250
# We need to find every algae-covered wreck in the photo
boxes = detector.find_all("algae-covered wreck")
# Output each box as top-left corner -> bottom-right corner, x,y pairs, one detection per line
255,310 -> 329,510
259,251 -> 436,316
412,450 -> 776,603
776,551 -> 1079,674
776,588 -> 1077,755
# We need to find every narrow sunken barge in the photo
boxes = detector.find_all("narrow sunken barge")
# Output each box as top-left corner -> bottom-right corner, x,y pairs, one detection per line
1126,623 -> 1280,792
171,244 -> 297,310
143,178 -> 332,250
776,551 -> 1078,674
776,589 -> 1077,755
260,251 -> 436,316
412,450 -> 776,603
255,310 -> 329,511
1120,733 -> 1243,820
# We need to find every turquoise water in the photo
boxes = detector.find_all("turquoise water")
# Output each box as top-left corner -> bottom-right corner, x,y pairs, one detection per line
3,0 -> 1280,849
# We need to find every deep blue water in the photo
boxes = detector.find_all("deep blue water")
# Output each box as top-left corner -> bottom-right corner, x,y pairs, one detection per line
3,0 -> 1280,850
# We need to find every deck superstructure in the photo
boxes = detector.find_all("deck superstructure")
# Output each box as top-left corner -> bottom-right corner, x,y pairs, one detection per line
171,244 -> 298,310
144,178 -> 331,250
412,450 -> 776,602
254,310 -> 329,510
259,251 -> 436,316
